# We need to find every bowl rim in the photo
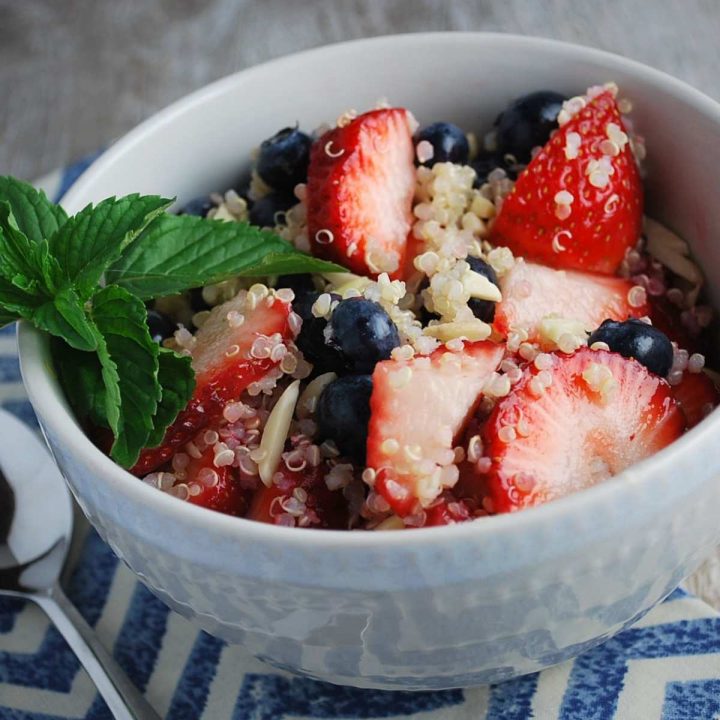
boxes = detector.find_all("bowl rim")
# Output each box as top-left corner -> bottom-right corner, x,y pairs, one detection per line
20,31 -> 720,550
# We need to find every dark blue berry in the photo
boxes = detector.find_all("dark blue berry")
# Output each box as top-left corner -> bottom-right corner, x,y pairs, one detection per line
178,196 -> 214,218
466,256 -> 499,323
494,90 -> 566,164
188,287 -> 210,313
147,310 -> 175,343
329,298 -> 400,374
317,375 -> 373,463
416,122 -> 469,166
294,293 -> 343,374
276,273 -> 316,299
235,173 -> 252,200
587,319 -> 673,377
248,191 -> 296,228
472,151 -> 519,188
256,127 -> 312,191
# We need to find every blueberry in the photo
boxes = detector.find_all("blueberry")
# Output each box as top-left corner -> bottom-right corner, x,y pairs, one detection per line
256,126 -> 312,191
494,90 -> 566,164
146,310 -> 175,343
294,293 -> 343,374
317,375 -> 373,463
329,298 -> 401,374
466,256 -> 499,323
276,273 -> 316,299
188,287 -> 210,313
471,151 -> 518,188
248,191 -> 296,228
178,196 -> 214,218
587,319 -> 673,377
415,122 -> 469,166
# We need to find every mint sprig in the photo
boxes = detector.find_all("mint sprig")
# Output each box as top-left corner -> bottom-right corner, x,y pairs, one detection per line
50,194 -> 173,299
0,177 -> 68,243
106,212 -> 342,299
90,286 -> 163,467
0,176 -> 345,467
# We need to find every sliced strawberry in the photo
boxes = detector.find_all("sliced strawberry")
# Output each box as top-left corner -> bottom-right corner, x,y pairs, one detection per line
307,108 -> 416,279
670,371 -> 720,429
495,259 -> 648,340
424,495 -> 473,526
247,462 -> 348,529
368,342 -> 504,515
490,91 -> 643,274
184,446 -> 248,516
133,290 -> 293,476
483,348 -> 685,513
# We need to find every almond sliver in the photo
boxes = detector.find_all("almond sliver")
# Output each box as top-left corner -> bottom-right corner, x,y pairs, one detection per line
258,379 -> 301,487
296,372 -> 337,419
423,320 -> 492,342
463,270 -> 502,302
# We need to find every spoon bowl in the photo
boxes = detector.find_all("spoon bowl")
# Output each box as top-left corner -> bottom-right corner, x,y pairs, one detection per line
0,408 -> 72,593
0,408 -> 159,719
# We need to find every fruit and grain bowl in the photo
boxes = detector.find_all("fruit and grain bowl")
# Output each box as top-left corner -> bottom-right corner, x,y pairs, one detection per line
12,33 -> 720,689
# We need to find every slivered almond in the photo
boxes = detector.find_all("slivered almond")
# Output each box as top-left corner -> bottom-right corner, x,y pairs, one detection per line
537,316 -> 589,346
211,204 -> 236,222
462,270 -> 502,302
332,276 -> 372,296
645,218 -> 701,285
258,380 -> 301,486
374,515 -> 405,530
423,320 -> 491,342
296,372 -> 337,419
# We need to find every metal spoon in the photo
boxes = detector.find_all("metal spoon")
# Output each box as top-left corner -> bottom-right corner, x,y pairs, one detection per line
0,408 -> 160,720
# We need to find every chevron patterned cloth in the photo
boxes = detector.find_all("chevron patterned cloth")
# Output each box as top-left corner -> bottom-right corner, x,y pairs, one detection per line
1,160 -> 720,719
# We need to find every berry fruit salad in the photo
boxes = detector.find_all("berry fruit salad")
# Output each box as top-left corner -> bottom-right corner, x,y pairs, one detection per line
2,83 -> 717,530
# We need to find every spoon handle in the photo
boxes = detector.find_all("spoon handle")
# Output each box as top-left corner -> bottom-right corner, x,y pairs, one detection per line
33,587 -> 161,720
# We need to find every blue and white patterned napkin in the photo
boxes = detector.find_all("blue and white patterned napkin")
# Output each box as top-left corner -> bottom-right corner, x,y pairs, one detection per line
1,159 -> 720,720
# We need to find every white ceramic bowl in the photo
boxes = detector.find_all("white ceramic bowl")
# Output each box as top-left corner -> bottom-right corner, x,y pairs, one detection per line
18,33 -> 720,690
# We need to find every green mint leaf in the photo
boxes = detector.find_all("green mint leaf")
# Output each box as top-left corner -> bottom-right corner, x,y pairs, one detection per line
230,251 -> 349,277
145,348 -> 195,448
0,273 -> 39,310
0,176 -> 68,244
33,287 -> 98,352
0,202 -> 46,293
91,285 -> 161,467
52,339 -> 110,429
0,274 -> 42,317
106,214 -> 345,299
48,194 -> 173,299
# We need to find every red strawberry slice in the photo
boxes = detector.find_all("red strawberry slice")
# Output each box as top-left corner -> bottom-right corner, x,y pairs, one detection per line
424,495 -> 473,526
247,462 -> 348,529
490,91 -> 643,274
483,348 -> 685,513
495,259 -> 649,340
670,371 -> 720,429
133,290 -> 293,476
307,108 -> 416,279
368,342 -> 504,515
184,446 -> 248,516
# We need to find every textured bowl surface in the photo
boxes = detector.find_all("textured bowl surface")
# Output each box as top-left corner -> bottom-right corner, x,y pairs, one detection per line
18,33 -> 720,689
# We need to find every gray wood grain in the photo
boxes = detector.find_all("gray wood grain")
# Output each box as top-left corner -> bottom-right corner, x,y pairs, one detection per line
2,0 -> 720,607
2,0 -> 720,180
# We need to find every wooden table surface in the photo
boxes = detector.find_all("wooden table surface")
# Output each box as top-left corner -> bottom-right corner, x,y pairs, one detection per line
2,0 -> 720,605
2,0 -> 720,180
